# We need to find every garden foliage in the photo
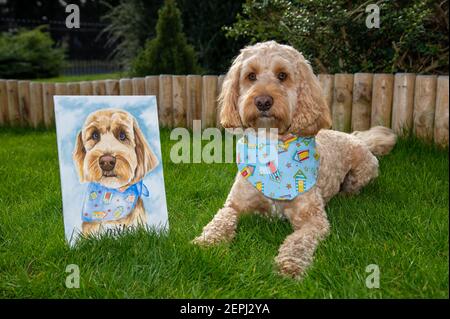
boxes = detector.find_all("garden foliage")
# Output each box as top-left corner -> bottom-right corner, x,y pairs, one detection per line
130,0 -> 198,76
0,26 -> 65,79
101,0 -> 244,74
225,0 -> 448,74
101,0 -> 164,70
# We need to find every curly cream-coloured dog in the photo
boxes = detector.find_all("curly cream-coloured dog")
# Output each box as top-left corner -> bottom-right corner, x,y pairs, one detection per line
73,109 -> 158,236
193,41 -> 396,279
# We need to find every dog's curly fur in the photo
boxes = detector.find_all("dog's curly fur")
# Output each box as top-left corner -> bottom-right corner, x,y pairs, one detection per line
193,41 -> 397,279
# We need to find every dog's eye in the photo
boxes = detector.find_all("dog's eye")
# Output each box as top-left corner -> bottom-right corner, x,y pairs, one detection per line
278,72 -> 287,81
118,131 -> 127,141
91,131 -> 100,141
248,72 -> 257,81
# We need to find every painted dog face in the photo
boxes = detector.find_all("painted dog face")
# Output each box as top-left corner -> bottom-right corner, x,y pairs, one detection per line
73,109 -> 158,188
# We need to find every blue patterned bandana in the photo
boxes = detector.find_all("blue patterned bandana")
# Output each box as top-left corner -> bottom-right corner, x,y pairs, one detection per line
236,133 -> 319,201
81,181 -> 149,222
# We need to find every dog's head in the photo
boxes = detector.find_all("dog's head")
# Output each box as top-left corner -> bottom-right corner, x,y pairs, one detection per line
73,109 -> 158,189
219,41 -> 331,136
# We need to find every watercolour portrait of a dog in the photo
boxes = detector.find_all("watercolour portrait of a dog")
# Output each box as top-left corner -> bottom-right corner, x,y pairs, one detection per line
54,96 -> 169,246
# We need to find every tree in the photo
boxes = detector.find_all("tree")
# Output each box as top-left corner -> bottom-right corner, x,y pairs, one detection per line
177,0 -> 245,74
101,0 -> 163,69
101,0 -> 245,74
130,0 -> 198,75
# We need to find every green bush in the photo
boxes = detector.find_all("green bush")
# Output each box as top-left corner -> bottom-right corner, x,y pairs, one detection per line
0,26 -> 65,79
102,0 -> 244,74
130,0 -> 198,76
226,0 -> 448,74
101,0 -> 164,70
177,0 -> 245,74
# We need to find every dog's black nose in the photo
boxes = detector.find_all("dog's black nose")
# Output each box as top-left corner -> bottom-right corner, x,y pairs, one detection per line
99,155 -> 116,171
254,95 -> 273,111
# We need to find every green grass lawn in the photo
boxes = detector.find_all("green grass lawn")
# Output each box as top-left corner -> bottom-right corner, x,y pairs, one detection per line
0,128 -> 448,298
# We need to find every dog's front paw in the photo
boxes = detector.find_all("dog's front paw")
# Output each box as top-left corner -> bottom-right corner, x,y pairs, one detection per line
191,232 -> 225,246
191,230 -> 234,246
191,235 -> 214,246
275,255 -> 308,280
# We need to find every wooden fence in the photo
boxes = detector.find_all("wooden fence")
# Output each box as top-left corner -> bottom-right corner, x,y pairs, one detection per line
0,73 -> 448,147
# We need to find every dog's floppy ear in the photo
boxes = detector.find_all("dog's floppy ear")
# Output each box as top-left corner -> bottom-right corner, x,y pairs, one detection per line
289,50 -> 331,136
73,131 -> 86,182
133,119 -> 159,181
219,53 -> 243,129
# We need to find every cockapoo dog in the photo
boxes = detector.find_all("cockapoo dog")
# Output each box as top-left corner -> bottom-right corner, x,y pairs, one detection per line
73,109 -> 159,236
193,41 -> 397,279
